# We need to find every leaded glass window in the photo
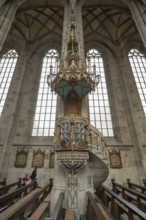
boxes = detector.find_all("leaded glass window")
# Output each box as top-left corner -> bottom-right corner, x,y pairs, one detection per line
87,49 -> 114,136
32,49 -> 59,136
0,49 -> 18,116
128,49 -> 146,116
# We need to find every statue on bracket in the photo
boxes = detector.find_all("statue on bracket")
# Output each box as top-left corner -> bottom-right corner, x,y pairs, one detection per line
14,148 -> 28,168
32,148 -> 45,168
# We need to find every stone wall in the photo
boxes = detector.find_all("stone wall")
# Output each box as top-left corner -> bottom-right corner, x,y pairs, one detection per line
0,1 -> 146,188
6,146 -> 54,187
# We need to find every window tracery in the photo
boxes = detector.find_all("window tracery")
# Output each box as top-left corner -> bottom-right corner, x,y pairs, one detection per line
128,48 -> 146,117
32,49 -> 59,136
0,49 -> 18,116
87,49 -> 114,136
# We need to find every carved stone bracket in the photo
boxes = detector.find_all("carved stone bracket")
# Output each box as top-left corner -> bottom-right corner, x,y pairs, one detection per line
56,149 -> 89,186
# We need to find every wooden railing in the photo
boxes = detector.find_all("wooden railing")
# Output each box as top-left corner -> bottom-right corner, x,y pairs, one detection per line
96,185 -> 146,220
28,193 -> 51,220
143,179 -> 146,187
86,191 -> 113,220
0,180 -> 38,212
64,209 -> 75,220
0,182 -> 52,220
45,192 -> 65,220
0,179 -> 6,187
80,215 -> 86,220
111,179 -> 146,212
127,179 -> 146,194
0,181 -> 19,196
28,179 -> 53,220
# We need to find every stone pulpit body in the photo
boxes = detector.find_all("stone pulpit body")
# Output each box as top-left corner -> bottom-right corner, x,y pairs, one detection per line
47,2 -> 109,217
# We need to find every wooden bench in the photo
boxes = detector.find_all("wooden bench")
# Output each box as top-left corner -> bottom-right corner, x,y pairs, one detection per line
0,182 -> 52,220
0,179 -> 6,187
143,179 -> 146,187
0,188 -> 41,220
0,181 -> 19,196
86,191 -> 114,220
45,192 -> 65,220
111,179 -> 146,212
80,215 -> 86,220
0,180 -> 37,211
96,185 -> 146,220
64,209 -> 75,220
127,179 -> 146,194
28,193 -> 51,220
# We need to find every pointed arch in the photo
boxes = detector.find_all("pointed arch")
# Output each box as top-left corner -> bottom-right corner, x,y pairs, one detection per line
32,49 -> 59,136
0,49 -> 18,116
87,49 -> 114,136
128,48 -> 146,117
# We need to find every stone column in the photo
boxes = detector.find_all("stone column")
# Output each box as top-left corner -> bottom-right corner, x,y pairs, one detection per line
0,0 -> 18,51
123,0 -> 146,48
61,1 -> 85,63
0,45 -> 31,178
60,0 -> 89,119
117,50 -> 146,180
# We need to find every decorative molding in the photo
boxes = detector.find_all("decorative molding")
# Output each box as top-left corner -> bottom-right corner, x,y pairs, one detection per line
14,149 -> 28,168
32,148 -> 45,168
109,149 -> 123,169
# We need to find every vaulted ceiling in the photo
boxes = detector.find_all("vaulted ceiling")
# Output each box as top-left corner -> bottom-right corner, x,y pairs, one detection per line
11,6 -> 64,44
8,0 -> 141,46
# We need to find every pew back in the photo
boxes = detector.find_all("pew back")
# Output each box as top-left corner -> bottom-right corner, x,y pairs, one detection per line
97,185 -> 146,220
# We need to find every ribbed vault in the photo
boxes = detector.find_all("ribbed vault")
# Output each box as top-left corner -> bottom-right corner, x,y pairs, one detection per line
9,6 -> 64,44
8,0 -> 141,46
83,5 -> 140,45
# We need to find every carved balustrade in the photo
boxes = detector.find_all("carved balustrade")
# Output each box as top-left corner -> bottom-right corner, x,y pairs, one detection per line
54,114 -> 108,159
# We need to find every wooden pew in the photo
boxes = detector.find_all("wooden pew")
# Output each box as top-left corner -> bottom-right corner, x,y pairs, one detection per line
45,192 -> 65,220
86,191 -> 114,220
0,180 -> 37,212
0,181 -> 19,197
0,188 -> 41,220
64,209 -> 75,220
127,179 -> 146,194
28,193 -> 51,220
96,185 -> 146,220
111,179 -> 146,212
143,179 -> 146,187
80,215 -> 86,220
26,178 -> 53,220
0,179 -> 6,187
0,182 -> 51,220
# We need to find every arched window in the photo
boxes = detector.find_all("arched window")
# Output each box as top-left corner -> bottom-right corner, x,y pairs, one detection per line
128,49 -> 146,116
0,49 -> 18,116
32,49 -> 59,136
87,49 -> 114,136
